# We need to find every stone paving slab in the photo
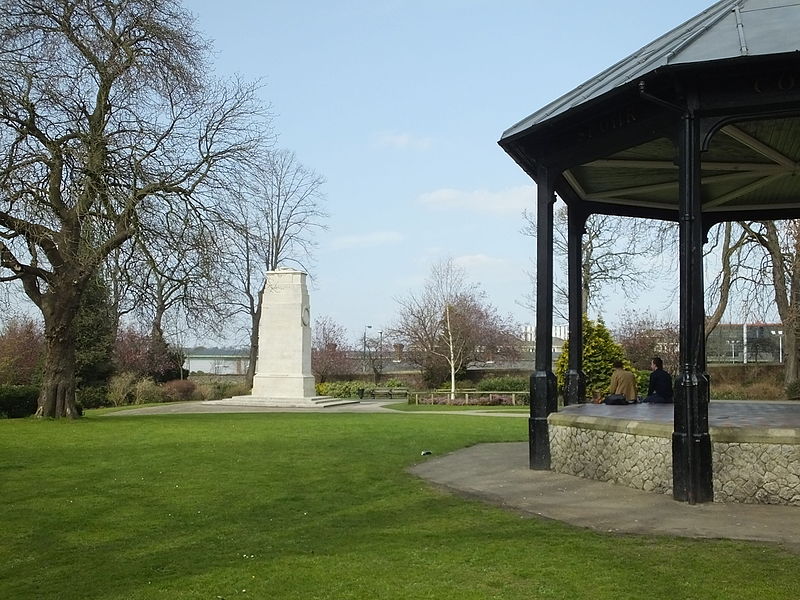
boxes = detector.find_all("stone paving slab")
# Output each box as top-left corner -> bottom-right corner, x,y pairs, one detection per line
409,442 -> 800,551
562,400 -> 800,428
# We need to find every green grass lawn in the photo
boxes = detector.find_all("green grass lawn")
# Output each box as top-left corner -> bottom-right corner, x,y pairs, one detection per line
1,413 -> 798,599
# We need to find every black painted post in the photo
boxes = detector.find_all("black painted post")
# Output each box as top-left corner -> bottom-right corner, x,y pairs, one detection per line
673,105 -> 713,503
565,204 -> 587,406
530,163 -> 558,469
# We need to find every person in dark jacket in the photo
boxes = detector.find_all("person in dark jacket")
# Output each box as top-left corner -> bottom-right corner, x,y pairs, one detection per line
643,356 -> 673,403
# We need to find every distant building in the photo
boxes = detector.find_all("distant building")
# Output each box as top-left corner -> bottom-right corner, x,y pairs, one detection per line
184,348 -> 249,375
706,323 -> 783,364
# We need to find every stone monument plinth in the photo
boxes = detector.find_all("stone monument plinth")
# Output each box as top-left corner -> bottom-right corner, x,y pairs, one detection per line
207,269 -> 356,408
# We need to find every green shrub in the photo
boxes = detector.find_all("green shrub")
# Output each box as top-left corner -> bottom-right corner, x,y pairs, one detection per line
637,370 -> 651,396
384,378 -> 404,389
555,315 -> 632,401
133,378 -> 166,404
0,385 -> 39,418
76,386 -> 109,409
476,376 -> 528,392
785,380 -> 800,400
316,380 -> 375,398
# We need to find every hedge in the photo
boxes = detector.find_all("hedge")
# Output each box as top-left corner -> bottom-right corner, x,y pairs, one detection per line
0,385 -> 39,418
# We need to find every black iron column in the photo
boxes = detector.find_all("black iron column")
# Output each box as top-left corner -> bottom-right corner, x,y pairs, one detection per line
530,163 -> 558,469
673,104 -> 713,503
564,203 -> 587,406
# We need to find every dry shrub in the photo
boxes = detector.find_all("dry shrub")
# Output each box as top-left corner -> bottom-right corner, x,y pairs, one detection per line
711,382 -> 782,401
742,382 -> 782,401
107,372 -> 139,406
133,378 -> 166,404
195,380 -> 249,401
163,379 -> 197,401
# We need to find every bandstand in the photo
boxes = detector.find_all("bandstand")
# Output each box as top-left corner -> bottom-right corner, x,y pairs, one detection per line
499,0 -> 800,504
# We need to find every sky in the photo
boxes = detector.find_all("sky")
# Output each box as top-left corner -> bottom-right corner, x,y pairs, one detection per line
181,0 -> 712,346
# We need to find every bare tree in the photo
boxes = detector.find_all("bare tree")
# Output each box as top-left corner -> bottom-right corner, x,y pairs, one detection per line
220,149 -> 328,389
704,221 -> 749,339
0,315 -> 44,385
363,332 -> 386,384
522,206 -> 675,318
736,220 -> 800,383
311,315 -> 350,383
123,208 -> 228,366
0,0 -> 268,417
391,258 -> 518,398
614,310 -> 679,372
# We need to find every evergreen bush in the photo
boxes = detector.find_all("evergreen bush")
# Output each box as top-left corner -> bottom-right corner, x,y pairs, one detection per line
555,315 -> 633,401
637,370 -> 651,396
0,385 -> 39,418
316,380 -> 375,398
76,386 -> 109,409
476,375 -> 528,392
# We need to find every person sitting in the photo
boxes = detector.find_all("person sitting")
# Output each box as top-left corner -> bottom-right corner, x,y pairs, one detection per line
643,356 -> 673,403
605,360 -> 637,404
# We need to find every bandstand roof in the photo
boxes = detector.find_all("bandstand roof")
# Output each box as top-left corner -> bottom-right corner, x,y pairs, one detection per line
499,0 -> 800,225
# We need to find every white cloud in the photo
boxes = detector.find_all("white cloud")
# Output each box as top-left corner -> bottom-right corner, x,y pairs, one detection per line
330,230 -> 404,250
418,185 -> 534,216
453,254 -> 509,272
373,131 -> 433,150
453,254 -> 520,282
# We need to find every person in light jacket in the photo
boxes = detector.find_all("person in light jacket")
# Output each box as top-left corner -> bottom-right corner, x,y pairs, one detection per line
607,360 -> 637,403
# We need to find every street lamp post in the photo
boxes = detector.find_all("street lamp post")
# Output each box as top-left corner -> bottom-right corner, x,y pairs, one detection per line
771,329 -> 784,363
727,339 -> 737,363
377,330 -> 383,383
362,325 -> 372,373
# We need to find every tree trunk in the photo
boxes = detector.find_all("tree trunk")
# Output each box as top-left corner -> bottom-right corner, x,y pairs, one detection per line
245,300 -> 262,391
446,305 -> 456,400
36,318 -> 80,419
785,315 -> 799,384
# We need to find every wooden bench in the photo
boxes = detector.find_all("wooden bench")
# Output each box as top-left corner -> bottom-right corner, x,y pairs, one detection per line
370,387 -> 408,400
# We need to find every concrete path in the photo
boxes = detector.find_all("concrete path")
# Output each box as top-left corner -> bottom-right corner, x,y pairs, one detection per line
103,400 -> 530,418
409,442 -> 800,551
102,399 -> 397,415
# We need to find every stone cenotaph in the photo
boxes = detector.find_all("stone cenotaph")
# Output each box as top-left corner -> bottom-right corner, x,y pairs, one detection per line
209,269 -> 354,408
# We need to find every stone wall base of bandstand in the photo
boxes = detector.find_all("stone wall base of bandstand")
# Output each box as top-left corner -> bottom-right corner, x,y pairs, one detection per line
549,413 -> 800,506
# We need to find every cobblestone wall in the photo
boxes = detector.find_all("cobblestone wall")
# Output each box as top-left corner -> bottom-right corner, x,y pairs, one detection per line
712,438 -> 800,505
549,417 -> 673,495
549,414 -> 800,505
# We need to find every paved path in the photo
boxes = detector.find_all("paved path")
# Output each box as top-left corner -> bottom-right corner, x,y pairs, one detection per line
103,400 -> 530,418
409,442 -> 800,551
102,399 -> 397,415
